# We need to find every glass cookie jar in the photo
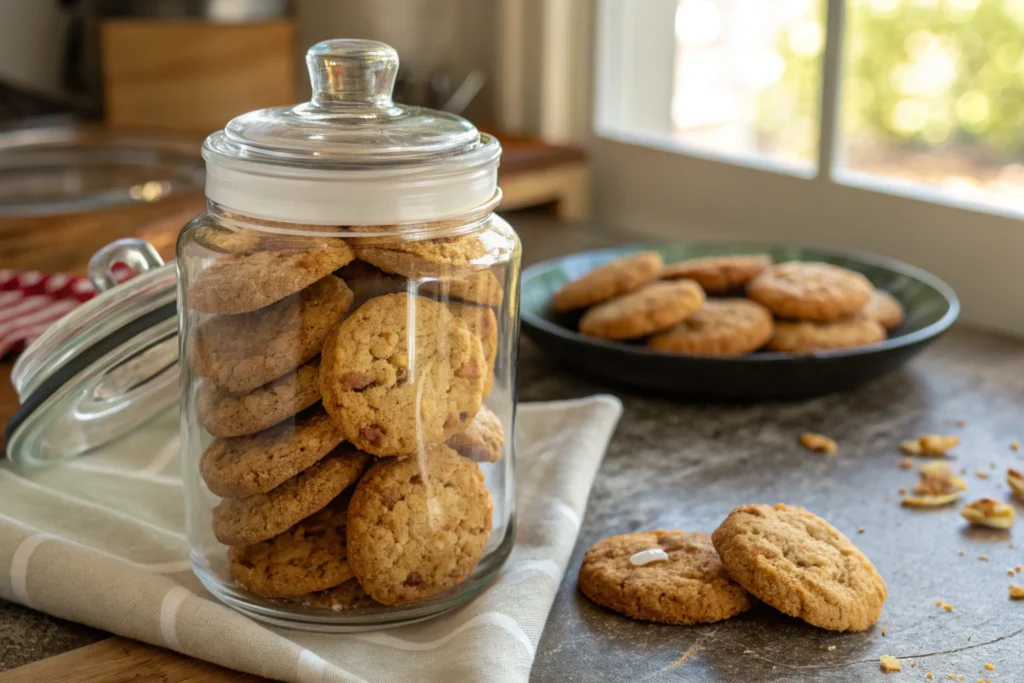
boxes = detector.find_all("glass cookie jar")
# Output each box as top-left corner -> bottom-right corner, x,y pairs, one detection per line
177,39 -> 520,630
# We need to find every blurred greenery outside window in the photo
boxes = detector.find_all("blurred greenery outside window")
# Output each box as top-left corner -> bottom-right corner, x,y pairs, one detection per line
670,0 -> 1024,210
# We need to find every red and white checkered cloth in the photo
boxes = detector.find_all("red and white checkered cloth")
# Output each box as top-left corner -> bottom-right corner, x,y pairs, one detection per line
0,270 -> 111,358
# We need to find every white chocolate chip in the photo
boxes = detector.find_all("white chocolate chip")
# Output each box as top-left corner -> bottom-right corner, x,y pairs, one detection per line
629,548 -> 670,566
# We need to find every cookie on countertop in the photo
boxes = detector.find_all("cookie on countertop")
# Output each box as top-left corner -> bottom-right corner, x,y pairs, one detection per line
228,497 -> 353,598
449,302 -> 498,396
578,529 -> 752,625
319,294 -> 485,456
200,408 -> 346,498
294,579 -> 379,610
552,251 -> 664,312
863,290 -> 904,332
198,359 -> 322,438
746,262 -> 873,322
187,236 -> 354,315
712,503 -> 887,632
346,444 -> 493,605
647,298 -> 773,356
578,280 -> 705,340
212,447 -> 370,546
189,275 -> 353,394
661,254 -> 771,293
768,316 -> 885,353
446,406 -> 504,463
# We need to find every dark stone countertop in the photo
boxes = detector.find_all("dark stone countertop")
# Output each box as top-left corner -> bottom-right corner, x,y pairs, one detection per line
2,214 -> 1023,682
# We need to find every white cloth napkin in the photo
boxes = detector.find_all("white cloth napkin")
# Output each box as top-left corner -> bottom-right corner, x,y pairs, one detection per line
0,395 -> 622,683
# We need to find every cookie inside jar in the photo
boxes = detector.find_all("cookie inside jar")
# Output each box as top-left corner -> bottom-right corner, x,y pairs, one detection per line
176,39 -> 520,630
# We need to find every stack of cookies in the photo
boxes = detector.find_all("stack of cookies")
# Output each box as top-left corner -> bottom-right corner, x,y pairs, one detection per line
185,226 -> 507,610
553,251 -> 905,354
578,504 -> 888,632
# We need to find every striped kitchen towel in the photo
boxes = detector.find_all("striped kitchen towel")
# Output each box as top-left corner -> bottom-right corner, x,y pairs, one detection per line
0,395 -> 623,683
0,268 -> 132,358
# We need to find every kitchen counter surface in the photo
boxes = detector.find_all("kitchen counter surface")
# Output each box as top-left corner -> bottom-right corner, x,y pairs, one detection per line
2,213 -> 1023,681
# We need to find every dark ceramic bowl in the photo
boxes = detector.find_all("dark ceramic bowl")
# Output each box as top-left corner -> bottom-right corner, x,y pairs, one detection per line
520,243 -> 959,400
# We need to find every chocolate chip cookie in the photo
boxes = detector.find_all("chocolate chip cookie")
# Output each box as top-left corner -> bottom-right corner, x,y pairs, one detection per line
200,408 -> 346,498
212,447 -> 370,546
552,251 -> 663,312
646,298 -> 773,356
319,293 -> 485,456
712,504 -> 887,631
747,262 -> 874,322
228,497 -> 353,598
578,530 -> 752,624
188,238 -> 354,315
446,406 -> 504,463
449,302 -> 498,396
189,275 -> 353,393
662,254 -> 771,293
198,359 -> 322,438
578,280 -> 705,340
346,444 -> 493,605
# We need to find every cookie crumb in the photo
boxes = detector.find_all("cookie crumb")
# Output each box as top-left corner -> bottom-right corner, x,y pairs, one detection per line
955,420 -> 966,427
858,527 -> 866,534
935,599 -> 943,606
800,432 -> 837,454
882,625 -> 888,635
1008,468 -> 1023,500
984,663 -> 994,671
1010,569 -> 1016,577
978,555 -> 990,562
1010,584 -> 1024,599
880,655 -> 901,672
958,550 -> 965,557
961,499 -> 1016,529
973,471 -> 990,480
902,435 -> 959,456
899,487 -> 908,495
943,603 -> 953,611
899,458 -> 914,470
1011,441 -> 1020,451
909,660 -> 916,668
926,674 -> 933,680
1015,564 -> 1022,573
826,645 -> 836,651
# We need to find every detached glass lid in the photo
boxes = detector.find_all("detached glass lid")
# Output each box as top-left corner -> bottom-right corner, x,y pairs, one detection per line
0,122 -> 204,217
6,239 -> 179,468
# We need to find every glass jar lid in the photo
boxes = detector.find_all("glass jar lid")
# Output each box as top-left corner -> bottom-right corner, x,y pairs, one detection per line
6,239 -> 179,468
202,39 -> 502,225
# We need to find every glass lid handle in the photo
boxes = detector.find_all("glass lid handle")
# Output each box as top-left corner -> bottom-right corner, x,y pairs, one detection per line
88,238 -> 164,292
306,39 -> 399,108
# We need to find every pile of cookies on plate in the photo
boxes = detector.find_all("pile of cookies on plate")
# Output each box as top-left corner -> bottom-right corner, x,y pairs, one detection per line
185,226 -> 505,610
552,251 -> 906,354
578,503 -> 888,631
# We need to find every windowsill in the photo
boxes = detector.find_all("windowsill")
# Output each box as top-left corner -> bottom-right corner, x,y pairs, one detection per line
593,127 -> 817,180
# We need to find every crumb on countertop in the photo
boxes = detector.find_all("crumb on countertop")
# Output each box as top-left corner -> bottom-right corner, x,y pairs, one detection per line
800,432 -> 837,454
901,434 -> 959,456
899,458 -> 914,469
879,655 -> 901,673
943,603 -> 954,611
1010,584 -> 1024,599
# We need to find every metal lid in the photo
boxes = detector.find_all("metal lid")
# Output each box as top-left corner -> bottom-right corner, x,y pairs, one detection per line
201,39 -> 501,225
6,239 -> 179,468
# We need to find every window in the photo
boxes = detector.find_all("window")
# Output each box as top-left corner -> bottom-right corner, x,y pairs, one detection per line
839,0 -> 1024,210
596,0 -> 1024,212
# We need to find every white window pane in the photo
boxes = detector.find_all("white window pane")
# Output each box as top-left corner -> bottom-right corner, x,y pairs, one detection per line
596,0 -> 824,171
838,0 -> 1024,211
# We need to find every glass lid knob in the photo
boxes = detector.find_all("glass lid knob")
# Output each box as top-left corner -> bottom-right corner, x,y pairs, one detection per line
306,39 -> 399,108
